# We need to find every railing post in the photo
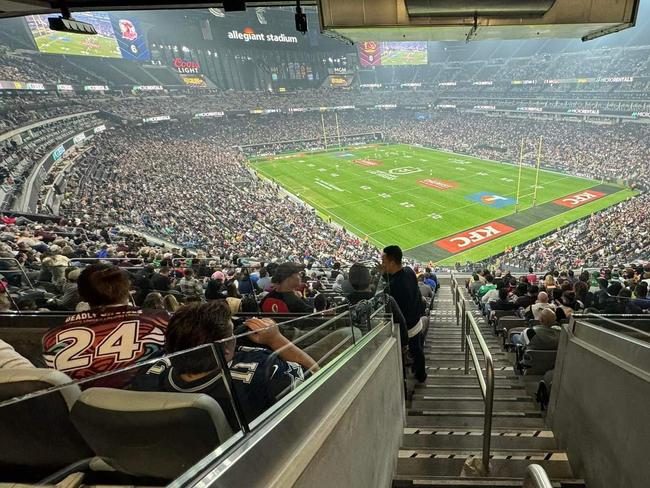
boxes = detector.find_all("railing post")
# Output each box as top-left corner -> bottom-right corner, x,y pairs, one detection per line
482,354 -> 494,474
460,298 -> 466,353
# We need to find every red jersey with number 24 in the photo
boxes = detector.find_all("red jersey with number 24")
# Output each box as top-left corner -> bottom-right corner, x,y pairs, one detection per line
43,306 -> 168,388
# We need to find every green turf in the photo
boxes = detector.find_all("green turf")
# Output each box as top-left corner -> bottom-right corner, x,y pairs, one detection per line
34,33 -> 121,58
250,143 -> 635,263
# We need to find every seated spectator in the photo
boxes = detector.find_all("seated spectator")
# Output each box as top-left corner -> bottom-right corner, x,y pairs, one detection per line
481,280 -> 501,305
488,287 -> 517,312
418,274 -> 434,303
260,262 -> 313,313
531,291 -> 556,321
42,263 -> 169,387
515,284 -> 538,311
554,290 -> 580,320
151,266 -> 172,292
469,273 -> 483,296
134,301 -> 315,429
237,268 -> 259,295
205,272 -> 227,300
142,291 -> 165,310
527,267 -> 538,284
47,267 -> 81,311
513,308 -> 560,350
630,282 -> 650,312
163,294 -> 181,312
179,268 -> 203,298
256,267 -> 272,291
477,275 -> 496,300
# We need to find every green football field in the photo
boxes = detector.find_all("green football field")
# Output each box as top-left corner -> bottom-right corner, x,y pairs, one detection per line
250,144 -> 636,264
34,33 -> 121,58
382,49 -> 427,65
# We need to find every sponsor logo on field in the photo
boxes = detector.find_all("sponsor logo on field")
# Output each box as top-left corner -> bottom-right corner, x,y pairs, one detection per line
466,192 -> 515,208
389,166 -> 422,175
435,221 -> 515,253
553,190 -> 606,208
352,159 -> 381,167
418,179 -> 458,191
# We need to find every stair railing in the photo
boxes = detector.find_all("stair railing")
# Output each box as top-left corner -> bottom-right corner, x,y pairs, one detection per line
463,295 -> 495,475
523,464 -> 554,488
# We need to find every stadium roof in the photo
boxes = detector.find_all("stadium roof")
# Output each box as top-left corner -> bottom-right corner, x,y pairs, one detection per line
0,1 -> 309,19
0,0 -> 640,43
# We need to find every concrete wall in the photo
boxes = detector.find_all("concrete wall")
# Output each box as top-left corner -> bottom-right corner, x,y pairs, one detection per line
293,340 -> 404,488
549,324 -> 650,488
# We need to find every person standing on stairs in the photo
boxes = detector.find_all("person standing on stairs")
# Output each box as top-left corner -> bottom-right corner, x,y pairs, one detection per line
382,245 -> 427,383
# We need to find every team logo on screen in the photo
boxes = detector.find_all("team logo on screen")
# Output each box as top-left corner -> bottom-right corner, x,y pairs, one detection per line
119,19 -> 138,41
466,191 -> 515,208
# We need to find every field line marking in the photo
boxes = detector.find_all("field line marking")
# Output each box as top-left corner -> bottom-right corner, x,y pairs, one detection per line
368,174 -> 573,239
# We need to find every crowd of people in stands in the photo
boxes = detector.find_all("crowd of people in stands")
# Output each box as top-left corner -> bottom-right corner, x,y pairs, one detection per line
502,193 -> 650,271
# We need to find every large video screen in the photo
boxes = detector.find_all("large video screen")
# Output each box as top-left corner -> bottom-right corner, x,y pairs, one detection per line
358,41 -> 428,67
26,13 -> 150,61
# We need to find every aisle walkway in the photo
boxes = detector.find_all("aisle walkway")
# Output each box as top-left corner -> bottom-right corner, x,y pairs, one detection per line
393,281 -> 585,487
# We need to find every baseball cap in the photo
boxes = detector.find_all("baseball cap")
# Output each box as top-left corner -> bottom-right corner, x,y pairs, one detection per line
211,271 -> 225,281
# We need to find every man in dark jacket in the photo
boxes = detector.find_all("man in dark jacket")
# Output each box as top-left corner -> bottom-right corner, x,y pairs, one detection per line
382,245 -> 426,383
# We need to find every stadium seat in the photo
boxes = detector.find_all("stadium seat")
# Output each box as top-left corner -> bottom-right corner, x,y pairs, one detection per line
70,388 -> 234,481
0,368 -> 94,482
520,349 -> 558,376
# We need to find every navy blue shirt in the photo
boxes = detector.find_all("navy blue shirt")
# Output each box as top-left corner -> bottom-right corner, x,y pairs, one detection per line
133,346 -> 307,430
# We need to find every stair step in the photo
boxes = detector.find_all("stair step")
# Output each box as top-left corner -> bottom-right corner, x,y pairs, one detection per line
417,376 -> 521,385
393,477 -> 585,487
424,360 -> 512,368
423,353 -> 508,360
414,388 -> 526,397
396,458 -> 574,479
407,415 -> 546,430
410,400 -> 538,412
401,433 -> 558,451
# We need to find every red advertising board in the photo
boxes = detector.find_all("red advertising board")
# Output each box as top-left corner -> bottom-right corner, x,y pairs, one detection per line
435,221 -> 515,253
553,190 -> 605,208
352,159 -> 381,167
418,179 -> 458,191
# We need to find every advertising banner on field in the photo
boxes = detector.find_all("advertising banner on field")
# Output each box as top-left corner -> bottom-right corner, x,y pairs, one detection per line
435,221 -> 515,253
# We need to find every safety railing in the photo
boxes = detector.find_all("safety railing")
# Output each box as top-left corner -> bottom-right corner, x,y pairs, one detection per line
523,464 -> 554,488
452,274 -> 495,475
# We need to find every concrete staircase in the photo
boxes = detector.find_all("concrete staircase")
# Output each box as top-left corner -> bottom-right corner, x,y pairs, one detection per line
393,282 -> 585,487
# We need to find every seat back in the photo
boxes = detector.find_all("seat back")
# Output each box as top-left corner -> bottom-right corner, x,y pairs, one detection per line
522,349 -> 558,375
0,368 -> 93,480
71,388 -> 234,480
499,316 -> 528,332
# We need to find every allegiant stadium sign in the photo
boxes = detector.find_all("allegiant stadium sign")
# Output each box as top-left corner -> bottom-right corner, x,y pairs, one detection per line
227,29 -> 298,43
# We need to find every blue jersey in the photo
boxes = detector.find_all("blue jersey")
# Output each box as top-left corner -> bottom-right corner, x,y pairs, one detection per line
133,346 -> 307,430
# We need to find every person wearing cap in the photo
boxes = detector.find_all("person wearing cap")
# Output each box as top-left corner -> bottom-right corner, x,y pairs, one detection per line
47,267 -> 82,310
260,262 -> 313,313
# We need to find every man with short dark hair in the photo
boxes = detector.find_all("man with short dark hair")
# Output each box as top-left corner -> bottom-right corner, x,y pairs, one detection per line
260,262 -> 312,313
134,301 -> 316,429
151,266 -> 172,292
382,245 -> 426,382
42,263 -> 169,387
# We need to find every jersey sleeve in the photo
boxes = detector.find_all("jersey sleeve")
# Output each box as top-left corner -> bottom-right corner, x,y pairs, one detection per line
263,355 -> 307,402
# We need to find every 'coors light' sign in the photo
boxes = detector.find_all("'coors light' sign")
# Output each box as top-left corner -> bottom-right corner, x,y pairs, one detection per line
173,58 -> 200,74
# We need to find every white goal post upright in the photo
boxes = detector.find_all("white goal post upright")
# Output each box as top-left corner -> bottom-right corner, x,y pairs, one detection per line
320,112 -> 328,148
532,136 -> 543,207
515,138 -> 525,213
334,111 -> 342,148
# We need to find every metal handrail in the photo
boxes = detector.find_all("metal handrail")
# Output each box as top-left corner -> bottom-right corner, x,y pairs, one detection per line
462,292 -> 495,475
523,464 -> 554,488
0,257 -> 34,289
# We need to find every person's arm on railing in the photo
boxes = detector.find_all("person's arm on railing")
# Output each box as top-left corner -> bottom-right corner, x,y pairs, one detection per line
245,318 -> 318,371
